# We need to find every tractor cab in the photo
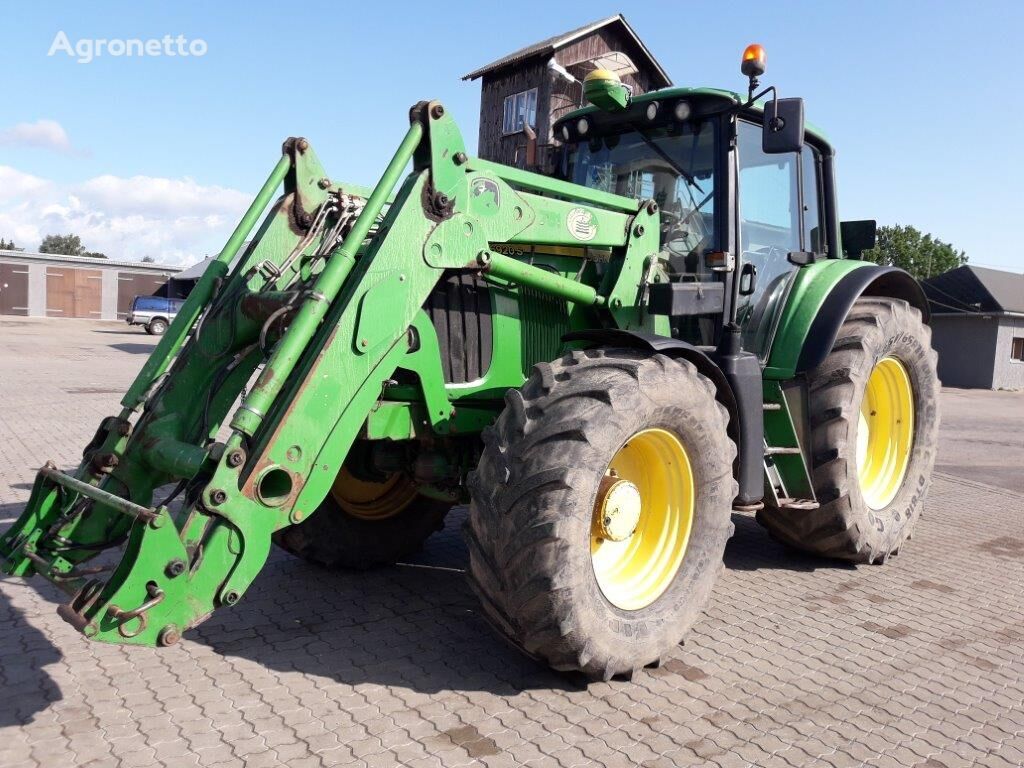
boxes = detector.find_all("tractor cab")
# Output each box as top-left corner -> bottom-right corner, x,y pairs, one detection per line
551,47 -> 849,359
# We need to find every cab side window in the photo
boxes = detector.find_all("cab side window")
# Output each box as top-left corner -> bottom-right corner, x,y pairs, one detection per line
736,121 -> 828,358
801,144 -> 824,255
738,122 -> 800,257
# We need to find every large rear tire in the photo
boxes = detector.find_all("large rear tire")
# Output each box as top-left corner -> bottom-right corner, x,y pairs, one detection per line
274,466 -> 452,570
757,297 -> 939,563
465,348 -> 736,679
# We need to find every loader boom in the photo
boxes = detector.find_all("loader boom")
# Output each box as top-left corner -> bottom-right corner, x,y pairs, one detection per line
0,101 -> 665,645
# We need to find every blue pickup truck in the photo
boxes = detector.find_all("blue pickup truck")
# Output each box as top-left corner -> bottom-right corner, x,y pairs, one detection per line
126,296 -> 183,335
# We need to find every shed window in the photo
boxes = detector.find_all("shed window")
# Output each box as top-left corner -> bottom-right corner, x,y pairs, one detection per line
1012,337 -> 1024,361
503,88 -> 538,134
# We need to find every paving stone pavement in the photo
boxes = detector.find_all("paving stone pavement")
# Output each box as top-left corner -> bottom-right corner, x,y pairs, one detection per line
1,317 -> 1022,768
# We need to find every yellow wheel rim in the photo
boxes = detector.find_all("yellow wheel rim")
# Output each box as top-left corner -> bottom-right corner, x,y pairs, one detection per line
857,356 -> 915,510
590,428 -> 695,611
330,467 -> 418,520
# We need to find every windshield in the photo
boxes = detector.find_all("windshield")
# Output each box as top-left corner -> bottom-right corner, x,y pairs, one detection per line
557,118 -> 718,278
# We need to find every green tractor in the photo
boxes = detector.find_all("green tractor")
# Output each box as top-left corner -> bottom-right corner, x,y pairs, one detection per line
1,45 -> 938,679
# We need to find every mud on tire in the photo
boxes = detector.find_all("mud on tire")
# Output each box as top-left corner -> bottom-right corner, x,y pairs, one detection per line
465,348 -> 737,680
757,297 -> 939,563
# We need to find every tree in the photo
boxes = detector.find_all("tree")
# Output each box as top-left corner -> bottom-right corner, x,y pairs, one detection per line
141,255 -> 156,263
0,237 -> 17,250
861,224 -> 967,280
39,233 -> 84,256
38,234 -> 107,259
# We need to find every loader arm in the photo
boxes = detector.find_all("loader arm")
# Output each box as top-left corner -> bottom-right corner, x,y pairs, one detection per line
0,101 -> 663,646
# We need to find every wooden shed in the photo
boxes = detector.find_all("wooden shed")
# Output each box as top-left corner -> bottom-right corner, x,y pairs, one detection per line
463,14 -> 671,168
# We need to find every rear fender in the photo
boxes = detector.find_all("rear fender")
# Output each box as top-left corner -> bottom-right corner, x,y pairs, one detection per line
764,262 -> 928,380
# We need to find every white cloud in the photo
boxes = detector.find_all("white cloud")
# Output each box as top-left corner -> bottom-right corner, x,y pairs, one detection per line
0,166 -> 51,202
0,119 -> 74,154
0,165 -> 251,265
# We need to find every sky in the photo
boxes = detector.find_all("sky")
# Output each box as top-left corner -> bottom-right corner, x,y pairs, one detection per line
0,1 -> 1021,271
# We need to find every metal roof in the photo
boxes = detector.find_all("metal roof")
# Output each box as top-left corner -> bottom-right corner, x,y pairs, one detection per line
0,249 -> 182,273
923,265 -> 1024,315
173,256 -> 216,280
462,14 -> 671,88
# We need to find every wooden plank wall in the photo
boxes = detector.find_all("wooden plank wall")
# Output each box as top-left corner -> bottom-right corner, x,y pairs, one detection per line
45,267 -> 102,318
477,29 -> 662,166
478,61 -> 546,167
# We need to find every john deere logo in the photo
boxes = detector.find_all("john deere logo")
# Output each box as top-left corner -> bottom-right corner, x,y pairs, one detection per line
566,207 -> 597,242
471,178 -> 501,215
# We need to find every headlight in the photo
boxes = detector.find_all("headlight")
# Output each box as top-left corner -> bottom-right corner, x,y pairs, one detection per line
674,101 -> 691,121
576,117 -> 590,136
645,102 -> 659,121
561,124 -> 570,141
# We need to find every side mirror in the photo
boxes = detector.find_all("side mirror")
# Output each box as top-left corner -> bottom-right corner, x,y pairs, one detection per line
762,98 -> 804,154
840,220 -> 877,258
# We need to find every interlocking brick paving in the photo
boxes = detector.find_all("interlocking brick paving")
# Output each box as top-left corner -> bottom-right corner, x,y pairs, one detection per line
1,318 -> 1022,767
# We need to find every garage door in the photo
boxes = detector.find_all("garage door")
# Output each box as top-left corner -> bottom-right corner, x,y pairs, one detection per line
0,262 -> 29,316
46,267 -> 102,318
117,273 -> 170,319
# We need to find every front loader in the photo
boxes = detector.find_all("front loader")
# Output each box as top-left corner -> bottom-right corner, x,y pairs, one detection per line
1,46 -> 938,679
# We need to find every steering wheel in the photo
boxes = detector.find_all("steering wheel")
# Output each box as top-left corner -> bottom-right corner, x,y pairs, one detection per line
662,198 -> 709,263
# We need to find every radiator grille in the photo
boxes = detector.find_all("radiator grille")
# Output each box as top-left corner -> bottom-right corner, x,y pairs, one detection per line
425,273 -> 493,384
519,285 -> 569,376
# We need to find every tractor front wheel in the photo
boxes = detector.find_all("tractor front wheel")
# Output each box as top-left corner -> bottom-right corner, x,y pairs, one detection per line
274,465 -> 452,570
757,297 -> 939,563
465,348 -> 736,679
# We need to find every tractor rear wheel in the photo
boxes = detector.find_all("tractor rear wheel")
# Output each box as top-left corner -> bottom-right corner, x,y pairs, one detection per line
465,348 -> 736,679
274,465 -> 452,570
757,297 -> 939,563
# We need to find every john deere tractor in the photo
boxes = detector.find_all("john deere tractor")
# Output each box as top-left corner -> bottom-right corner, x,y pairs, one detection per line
1,45 -> 938,679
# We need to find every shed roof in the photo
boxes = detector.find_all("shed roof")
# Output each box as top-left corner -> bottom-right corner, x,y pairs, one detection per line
922,265 -> 1024,315
173,257 -> 216,281
0,249 -> 181,273
462,14 -> 671,88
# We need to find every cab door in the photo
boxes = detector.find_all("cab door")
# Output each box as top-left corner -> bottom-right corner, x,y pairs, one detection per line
734,119 -> 823,358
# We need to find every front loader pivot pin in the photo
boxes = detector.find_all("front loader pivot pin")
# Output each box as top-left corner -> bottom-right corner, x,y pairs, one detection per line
158,626 -> 181,647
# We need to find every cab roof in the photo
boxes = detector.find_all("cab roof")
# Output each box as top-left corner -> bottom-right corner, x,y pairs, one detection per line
555,86 -> 832,150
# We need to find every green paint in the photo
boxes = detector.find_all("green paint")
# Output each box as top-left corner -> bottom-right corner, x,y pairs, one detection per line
763,259 -> 870,379
761,381 -> 814,502
0,91 -> 902,651
583,74 -> 631,111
